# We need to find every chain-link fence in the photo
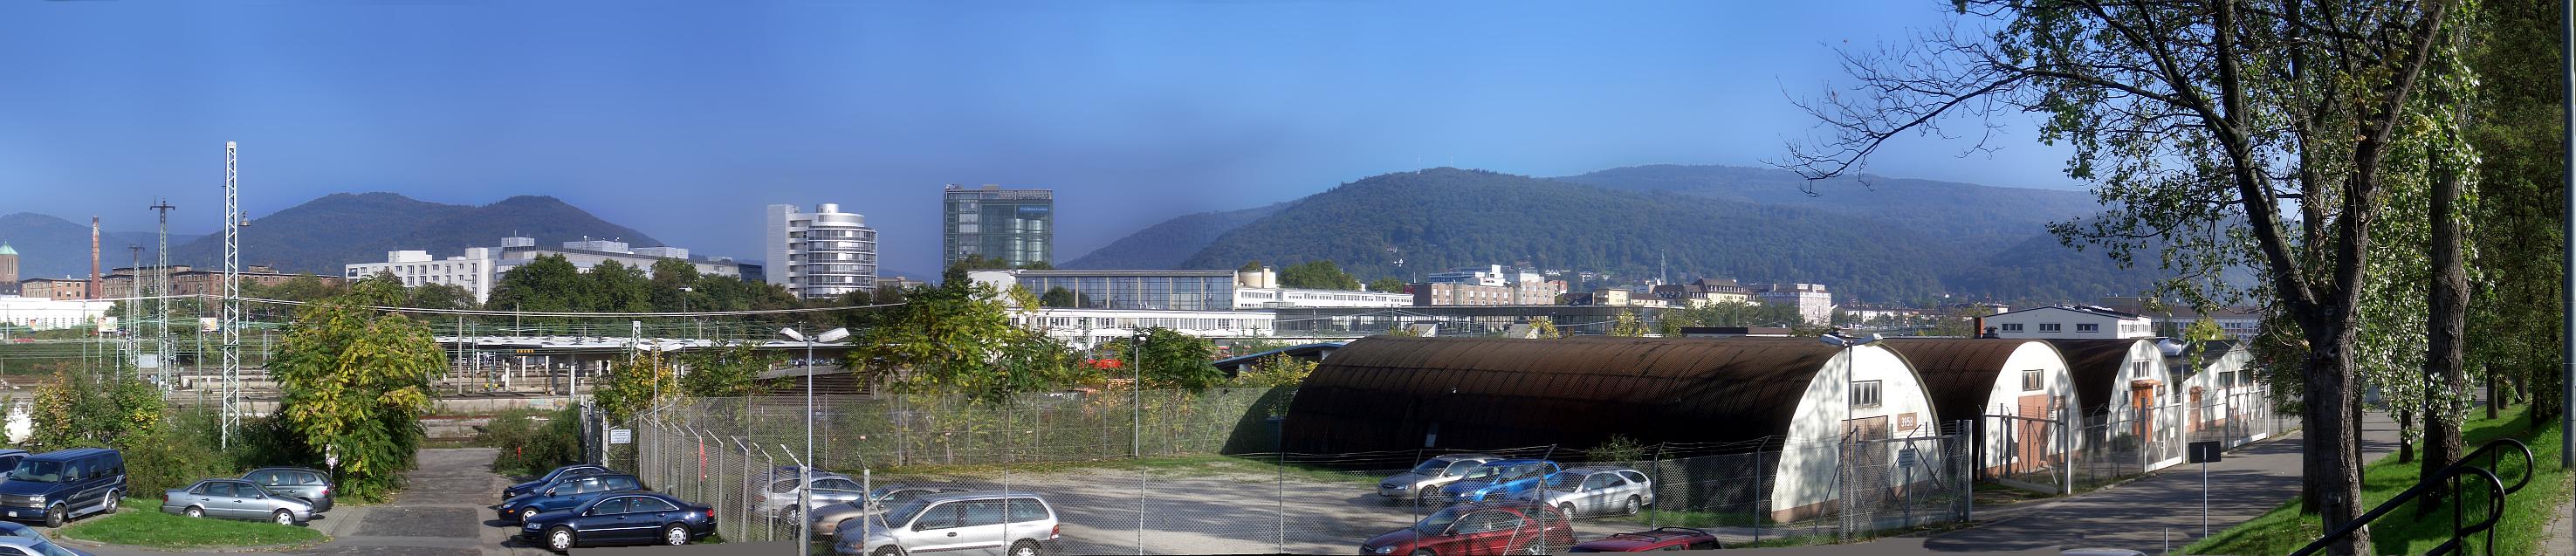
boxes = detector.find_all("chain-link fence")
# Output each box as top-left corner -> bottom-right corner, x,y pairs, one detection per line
1983,385 -> 2295,493
610,392 -> 1978,553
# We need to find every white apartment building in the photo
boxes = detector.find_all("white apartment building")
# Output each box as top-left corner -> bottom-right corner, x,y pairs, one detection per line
1984,305 -> 2157,340
1752,283 -> 1835,326
0,296 -> 106,332
346,248 -> 500,303
766,203 -> 881,299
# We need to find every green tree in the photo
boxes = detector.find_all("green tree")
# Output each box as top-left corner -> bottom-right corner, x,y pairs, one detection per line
587,260 -> 652,313
1528,317 -> 1562,339
1040,286 -> 1076,308
1278,261 -> 1361,290
1609,311 -> 1648,337
1367,278 -> 1407,293
266,278 -> 443,501
1921,305 -> 1997,338
1131,327 -> 1224,392
592,350 -> 678,424
27,365 -> 161,450
487,255 -> 588,313
1782,3 -> 2471,546
1383,323 -> 1419,337
1233,354 -> 1315,388
1238,260 -> 1266,273
852,267 -> 1032,400
678,340 -> 780,397
404,283 -> 477,311
648,258 -> 706,312
2465,0 -> 2564,425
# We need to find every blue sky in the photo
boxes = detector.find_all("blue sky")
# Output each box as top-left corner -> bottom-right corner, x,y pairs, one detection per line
0,1 -> 2077,275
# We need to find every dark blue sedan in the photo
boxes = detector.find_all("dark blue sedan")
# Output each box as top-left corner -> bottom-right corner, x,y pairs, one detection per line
504,464 -> 608,499
496,474 -> 642,524
519,491 -> 715,552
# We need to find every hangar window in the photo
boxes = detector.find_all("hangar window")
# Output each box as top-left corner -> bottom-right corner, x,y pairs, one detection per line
1851,381 -> 1882,408
2022,370 -> 2044,391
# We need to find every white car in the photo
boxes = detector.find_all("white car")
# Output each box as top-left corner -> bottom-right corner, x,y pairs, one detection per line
1510,466 -> 1654,518
837,491 -> 1057,556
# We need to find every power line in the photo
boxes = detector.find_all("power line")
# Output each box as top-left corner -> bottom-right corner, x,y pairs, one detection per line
233,297 -> 905,318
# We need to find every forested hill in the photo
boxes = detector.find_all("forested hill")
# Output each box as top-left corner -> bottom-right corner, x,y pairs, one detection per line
165,193 -> 663,274
1063,202 -> 1288,269
1137,167 -> 2160,304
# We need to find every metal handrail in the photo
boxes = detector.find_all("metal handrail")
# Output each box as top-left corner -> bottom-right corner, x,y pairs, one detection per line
2289,465 -> 2506,556
2455,438 -> 2536,496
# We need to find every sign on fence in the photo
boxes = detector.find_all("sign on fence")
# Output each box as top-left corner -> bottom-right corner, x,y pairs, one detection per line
2188,440 -> 2222,463
1898,447 -> 1918,469
609,429 -> 633,444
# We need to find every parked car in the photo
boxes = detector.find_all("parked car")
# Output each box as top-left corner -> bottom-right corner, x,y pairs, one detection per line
1566,527 -> 1721,552
0,534 -> 91,556
1358,501 -> 1576,556
160,478 -> 315,525
759,473 -> 870,519
497,474 -> 644,524
1433,460 -> 1559,505
0,450 -> 28,482
833,491 -> 1059,556
1513,466 -> 1654,518
0,522 -> 38,542
241,467 -> 334,512
1378,453 -> 1503,501
519,491 -> 716,552
505,464 -> 609,499
0,448 -> 125,527
807,484 -> 972,540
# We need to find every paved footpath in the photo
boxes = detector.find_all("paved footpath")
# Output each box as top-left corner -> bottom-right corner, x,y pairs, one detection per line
1923,412 -> 2400,554
68,448 -> 548,556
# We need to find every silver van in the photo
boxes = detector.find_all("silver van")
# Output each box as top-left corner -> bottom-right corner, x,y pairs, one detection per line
833,491 -> 1057,556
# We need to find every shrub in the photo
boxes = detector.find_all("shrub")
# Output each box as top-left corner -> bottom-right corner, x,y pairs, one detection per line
1585,435 -> 1650,463
485,407 -> 582,477
121,415 -> 235,497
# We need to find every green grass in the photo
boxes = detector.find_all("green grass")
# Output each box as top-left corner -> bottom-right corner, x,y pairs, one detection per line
58,498 -> 330,549
865,454 -> 1386,488
2185,406 -> 2571,555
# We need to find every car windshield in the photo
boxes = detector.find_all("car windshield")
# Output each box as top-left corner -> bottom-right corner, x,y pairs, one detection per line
884,498 -> 933,526
25,539 -> 79,556
7,461 -> 60,483
1539,473 -> 1585,491
1412,506 -> 1467,533
1457,465 -> 1506,480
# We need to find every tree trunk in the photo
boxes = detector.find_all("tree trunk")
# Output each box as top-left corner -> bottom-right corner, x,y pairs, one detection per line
2395,408 -> 2414,463
2486,367 -> 2500,420
2304,329 -> 2370,554
2418,113 -> 2472,511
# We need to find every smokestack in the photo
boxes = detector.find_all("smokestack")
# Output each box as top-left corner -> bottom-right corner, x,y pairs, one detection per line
89,216 -> 100,299
1972,315 -> 1986,339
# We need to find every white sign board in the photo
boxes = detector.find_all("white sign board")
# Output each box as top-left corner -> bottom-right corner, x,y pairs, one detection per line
200,318 -> 220,333
96,317 -> 117,334
137,354 -> 160,369
608,429 -> 633,445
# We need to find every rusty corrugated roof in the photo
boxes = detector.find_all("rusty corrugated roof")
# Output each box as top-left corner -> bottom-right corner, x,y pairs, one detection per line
2047,339 -> 2147,415
1280,336 -> 1849,455
1881,338 -> 2057,421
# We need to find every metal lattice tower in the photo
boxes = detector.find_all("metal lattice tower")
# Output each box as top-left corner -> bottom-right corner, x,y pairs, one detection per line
221,142 -> 242,450
150,198 -> 176,389
126,244 -> 141,376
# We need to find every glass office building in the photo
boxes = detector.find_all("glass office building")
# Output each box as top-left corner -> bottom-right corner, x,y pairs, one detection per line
944,184 -> 1054,268
1009,270 -> 1236,311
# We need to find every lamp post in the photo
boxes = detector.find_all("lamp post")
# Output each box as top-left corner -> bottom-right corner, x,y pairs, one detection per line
780,326 -> 848,556
1818,331 -> 1883,539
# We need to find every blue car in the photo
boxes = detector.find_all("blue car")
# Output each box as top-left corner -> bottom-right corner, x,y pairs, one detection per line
519,491 -> 715,553
1436,460 -> 1560,504
0,448 -> 125,527
504,464 -> 608,499
496,474 -> 642,524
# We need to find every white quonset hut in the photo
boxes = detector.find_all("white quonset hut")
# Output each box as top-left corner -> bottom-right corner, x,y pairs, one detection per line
1281,336 -> 1946,522
1880,339 -> 2080,483
2163,340 -> 2268,445
2049,339 -> 2184,470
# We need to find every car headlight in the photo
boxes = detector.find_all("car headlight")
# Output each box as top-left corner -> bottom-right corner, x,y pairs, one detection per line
524,522 -> 542,531
1388,484 -> 1407,491
1371,546 -> 1395,554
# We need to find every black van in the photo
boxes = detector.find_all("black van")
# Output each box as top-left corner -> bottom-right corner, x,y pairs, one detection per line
0,448 -> 126,527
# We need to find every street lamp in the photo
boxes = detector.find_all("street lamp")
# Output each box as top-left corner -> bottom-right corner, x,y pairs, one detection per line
780,326 -> 847,556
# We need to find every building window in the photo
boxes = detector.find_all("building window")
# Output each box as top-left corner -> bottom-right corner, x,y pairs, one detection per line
1851,381 -> 1882,408
2038,323 -> 2062,332
2023,369 -> 2044,391
2001,323 -> 2024,332
2076,323 -> 2099,332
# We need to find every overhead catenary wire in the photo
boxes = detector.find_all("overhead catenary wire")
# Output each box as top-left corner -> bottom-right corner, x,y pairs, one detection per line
231,297 -> 905,318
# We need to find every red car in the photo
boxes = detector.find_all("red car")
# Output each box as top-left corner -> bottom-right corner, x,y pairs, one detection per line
1567,527 -> 1723,553
1361,501 -> 1576,556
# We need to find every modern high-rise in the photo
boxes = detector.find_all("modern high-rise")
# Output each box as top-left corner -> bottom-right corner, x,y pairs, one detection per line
943,184 -> 1053,268
766,203 -> 879,299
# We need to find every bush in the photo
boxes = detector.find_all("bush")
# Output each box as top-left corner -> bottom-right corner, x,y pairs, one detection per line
1585,435 -> 1650,463
485,408 -> 582,477
121,415 -> 235,497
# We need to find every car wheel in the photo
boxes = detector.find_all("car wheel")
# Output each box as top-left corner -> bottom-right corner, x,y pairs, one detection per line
522,507 -> 540,523
784,506 -> 800,521
1623,496 -> 1640,516
104,494 -> 119,513
663,524 -> 689,546
273,510 -> 295,525
1412,550 -> 1436,556
184,506 -> 204,518
1558,503 -> 1577,519
1525,539 -> 1550,555
44,505 -> 63,528
872,546 -> 905,556
547,527 -> 576,552
1009,539 -> 1041,556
